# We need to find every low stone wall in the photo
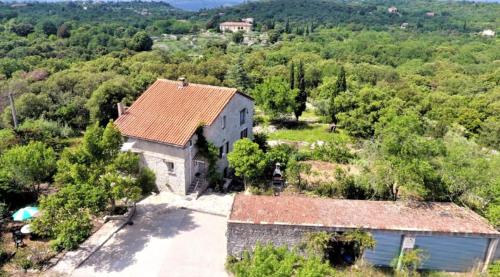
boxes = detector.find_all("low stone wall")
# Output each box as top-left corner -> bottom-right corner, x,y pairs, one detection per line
227,222 -> 345,257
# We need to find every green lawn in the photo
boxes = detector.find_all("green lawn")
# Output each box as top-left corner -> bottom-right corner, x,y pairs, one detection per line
300,107 -> 322,122
268,123 -> 334,143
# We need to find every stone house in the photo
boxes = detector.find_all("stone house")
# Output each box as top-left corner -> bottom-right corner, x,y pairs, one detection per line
228,194 -> 500,272
388,6 -> 398,14
220,22 -> 253,33
481,29 -> 496,37
115,79 -> 254,195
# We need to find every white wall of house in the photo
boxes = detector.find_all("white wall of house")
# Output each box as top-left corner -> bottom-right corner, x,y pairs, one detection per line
204,93 -> 254,174
124,93 -> 253,195
125,137 -> 192,195
220,25 -> 252,33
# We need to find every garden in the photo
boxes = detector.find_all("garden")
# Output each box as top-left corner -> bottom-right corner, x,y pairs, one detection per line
0,123 -> 156,275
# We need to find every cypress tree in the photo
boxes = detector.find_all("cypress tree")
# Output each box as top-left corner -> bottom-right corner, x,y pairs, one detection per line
294,61 -> 307,121
334,66 -> 347,93
330,66 -> 347,123
289,61 -> 295,90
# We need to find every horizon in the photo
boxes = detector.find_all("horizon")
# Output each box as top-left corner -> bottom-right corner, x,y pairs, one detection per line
2,0 -> 500,11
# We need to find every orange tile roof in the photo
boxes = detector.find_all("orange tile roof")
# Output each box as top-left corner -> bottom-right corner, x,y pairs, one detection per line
220,22 -> 253,27
230,194 -> 500,237
115,79 -> 249,147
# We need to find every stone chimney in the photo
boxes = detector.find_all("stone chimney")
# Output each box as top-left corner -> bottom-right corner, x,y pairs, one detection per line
117,102 -> 127,117
178,77 -> 188,88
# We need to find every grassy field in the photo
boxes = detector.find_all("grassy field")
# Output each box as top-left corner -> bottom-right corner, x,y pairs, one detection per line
268,123 -> 334,143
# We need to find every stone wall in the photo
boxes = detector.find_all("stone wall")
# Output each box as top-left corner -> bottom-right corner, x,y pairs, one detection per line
127,137 -> 191,194
227,222 -> 345,257
205,93 -> 254,173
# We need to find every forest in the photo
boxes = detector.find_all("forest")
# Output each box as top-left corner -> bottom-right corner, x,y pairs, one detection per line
0,0 -> 498,275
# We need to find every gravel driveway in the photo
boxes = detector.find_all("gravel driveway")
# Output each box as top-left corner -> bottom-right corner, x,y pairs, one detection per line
71,193 -> 233,277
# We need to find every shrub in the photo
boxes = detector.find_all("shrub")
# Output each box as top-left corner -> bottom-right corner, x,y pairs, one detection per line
226,244 -> 336,276
232,31 -> 245,44
0,129 -> 17,154
301,230 -> 376,263
392,248 -> 428,273
342,230 -> 376,258
302,232 -> 332,259
13,249 -> 33,272
32,185 -> 100,251
17,118 -> 74,144
253,132 -> 268,152
265,144 -> 297,172
309,135 -> 355,164
50,211 -> 93,251
489,261 -> 500,276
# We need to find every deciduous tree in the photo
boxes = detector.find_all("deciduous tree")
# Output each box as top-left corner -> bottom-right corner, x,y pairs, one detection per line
0,141 -> 56,197
253,77 -> 297,119
130,31 -> 153,51
227,139 -> 266,189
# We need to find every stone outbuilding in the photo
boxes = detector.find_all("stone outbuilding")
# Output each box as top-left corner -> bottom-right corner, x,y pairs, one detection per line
227,194 -> 499,272
115,79 -> 254,195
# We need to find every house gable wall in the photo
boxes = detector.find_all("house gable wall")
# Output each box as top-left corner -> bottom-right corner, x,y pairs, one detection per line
204,93 -> 254,173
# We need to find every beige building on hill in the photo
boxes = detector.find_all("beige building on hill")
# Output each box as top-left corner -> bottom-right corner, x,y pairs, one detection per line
115,79 -> 254,195
388,6 -> 398,14
481,29 -> 496,37
220,21 -> 253,33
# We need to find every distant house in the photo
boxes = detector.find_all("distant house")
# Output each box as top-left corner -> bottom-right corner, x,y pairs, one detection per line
388,6 -> 398,14
220,22 -> 253,33
400,22 -> 409,29
481,29 -> 496,37
115,79 -> 254,195
242,18 -> 254,24
228,195 -> 500,272
426,12 -> 436,17
10,3 -> 27,7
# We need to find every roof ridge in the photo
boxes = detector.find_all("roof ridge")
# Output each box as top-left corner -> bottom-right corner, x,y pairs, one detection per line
157,79 -> 238,92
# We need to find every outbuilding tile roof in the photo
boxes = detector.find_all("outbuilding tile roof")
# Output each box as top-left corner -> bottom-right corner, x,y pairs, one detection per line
115,79 -> 244,147
229,194 -> 499,237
